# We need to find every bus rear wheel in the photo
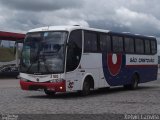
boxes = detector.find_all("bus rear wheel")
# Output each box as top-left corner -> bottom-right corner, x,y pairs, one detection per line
44,89 -> 56,96
124,74 -> 139,90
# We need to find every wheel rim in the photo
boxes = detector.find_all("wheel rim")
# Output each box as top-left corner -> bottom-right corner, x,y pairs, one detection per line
133,75 -> 138,88
83,81 -> 90,95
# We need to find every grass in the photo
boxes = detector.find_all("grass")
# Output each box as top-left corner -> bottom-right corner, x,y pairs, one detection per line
0,47 -> 15,62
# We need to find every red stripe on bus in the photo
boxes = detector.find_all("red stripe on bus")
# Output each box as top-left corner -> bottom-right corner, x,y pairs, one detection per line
126,65 -> 158,68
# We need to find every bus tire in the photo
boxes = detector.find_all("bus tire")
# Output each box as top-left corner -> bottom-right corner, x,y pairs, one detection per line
44,89 -> 56,96
81,79 -> 91,96
131,74 -> 139,89
124,74 -> 139,90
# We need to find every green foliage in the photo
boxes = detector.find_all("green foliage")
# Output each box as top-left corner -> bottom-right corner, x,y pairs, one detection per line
0,47 -> 15,62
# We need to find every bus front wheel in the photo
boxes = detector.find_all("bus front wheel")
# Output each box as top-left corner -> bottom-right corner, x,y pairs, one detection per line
44,89 -> 56,96
81,80 -> 91,96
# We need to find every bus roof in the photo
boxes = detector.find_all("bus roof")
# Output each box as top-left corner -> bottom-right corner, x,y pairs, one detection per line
108,31 -> 156,40
28,25 -> 156,40
28,25 -> 110,33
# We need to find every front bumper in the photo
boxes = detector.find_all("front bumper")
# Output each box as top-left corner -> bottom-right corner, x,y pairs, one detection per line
20,80 -> 66,92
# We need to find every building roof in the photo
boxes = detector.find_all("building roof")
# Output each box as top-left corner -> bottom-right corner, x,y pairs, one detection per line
0,31 -> 25,42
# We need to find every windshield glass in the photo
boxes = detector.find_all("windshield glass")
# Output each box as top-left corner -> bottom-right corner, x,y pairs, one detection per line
20,31 -> 67,74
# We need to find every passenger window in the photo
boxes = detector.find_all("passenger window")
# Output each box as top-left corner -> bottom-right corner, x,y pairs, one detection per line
144,40 -> 151,54
135,39 -> 144,54
124,37 -> 134,53
100,34 -> 111,52
112,36 -> 123,53
84,31 -> 98,53
66,30 -> 82,72
151,40 -> 157,54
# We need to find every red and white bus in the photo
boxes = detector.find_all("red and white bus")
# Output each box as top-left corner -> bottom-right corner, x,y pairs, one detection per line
20,26 -> 158,96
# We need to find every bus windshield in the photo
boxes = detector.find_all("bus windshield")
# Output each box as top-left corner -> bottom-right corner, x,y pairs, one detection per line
20,31 -> 68,74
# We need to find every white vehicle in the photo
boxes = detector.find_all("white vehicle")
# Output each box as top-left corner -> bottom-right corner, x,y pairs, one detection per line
20,25 -> 158,96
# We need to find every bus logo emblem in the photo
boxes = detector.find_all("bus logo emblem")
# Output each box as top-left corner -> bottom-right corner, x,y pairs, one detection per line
107,53 -> 122,76
36,78 -> 39,82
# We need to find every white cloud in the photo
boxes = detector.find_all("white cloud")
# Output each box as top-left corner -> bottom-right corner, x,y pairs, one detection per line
113,7 -> 160,35
0,0 -> 160,39
0,0 -> 83,11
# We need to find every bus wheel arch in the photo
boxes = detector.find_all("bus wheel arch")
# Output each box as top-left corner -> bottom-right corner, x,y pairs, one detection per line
132,72 -> 140,89
124,72 -> 140,90
44,89 -> 56,96
134,72 -> 140,82
81,75 -> 94,96
85,75 -> 94,89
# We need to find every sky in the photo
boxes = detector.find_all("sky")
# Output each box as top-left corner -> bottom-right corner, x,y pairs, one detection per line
0,0 -> 160,46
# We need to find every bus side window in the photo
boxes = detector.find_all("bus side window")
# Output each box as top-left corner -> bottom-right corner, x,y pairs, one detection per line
144,40 -> 151,54
84,31 -> 98,53
100,34 -> 111,52
66,30 -> 82,72
124,37 -> 134,53
112,36 -> 123,53
151,40 -> 157,54
135,39 -> 144,54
